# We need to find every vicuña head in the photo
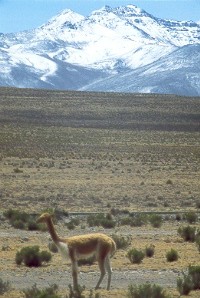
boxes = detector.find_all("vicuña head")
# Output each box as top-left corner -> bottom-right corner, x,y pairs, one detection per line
37,212 -> 52,223
37,212 -> 116,291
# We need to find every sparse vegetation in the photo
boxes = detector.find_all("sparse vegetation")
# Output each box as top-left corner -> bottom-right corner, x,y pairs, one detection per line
3,209 -> 43,231
87,213 -> 116,229
184,212 -> 198,224
0,278 -> 11,295
0,88 -> 200,298
145,245 -> 155,258
177,273 -> 193,296
188,265 -> 200,290
23,284 -> 60,298
177,225 -> 197,242
127,283 -> 168,298
15,246 -> 52,267
177,265 -> 200,295
166,248 -> 179,262
149,214 -> 162,228
127,248 -> 145,264
111,234 -> 131,250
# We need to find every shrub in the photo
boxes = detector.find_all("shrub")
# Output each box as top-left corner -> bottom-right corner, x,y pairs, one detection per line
196,200 -> 200,209
188,265 -> 200,290
166,179 -> 173,185
66,218 -> 80,230
40,250 -> 52,263
127,248 -> 145,264
12,219 -> 26,229
67,284 -> 98,298
13,167 -> 23,173
149,214 -> 162,228
120,216 -> 133,226
4,209 -> 29,222
0,278 -> 11,295
15,246 -> 51,267
4,209 -> 42,231
177,273 -> 193,296
166,248 -> 179,262
145,245 -> 155,258
175,213 -> 182,221
177,265 -> 200,295
87,213 -> 116,229
23,284 -> 60,298
111,234 -> 131,250
130,213 -> 148,227
178,226 -> 196,242
184,212 -> 198,224
27,220 -> 40,231
127,283 -> 168,298
78,255 -> 95,266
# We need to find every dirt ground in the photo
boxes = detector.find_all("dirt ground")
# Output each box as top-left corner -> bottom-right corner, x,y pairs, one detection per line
0,215 -> 200,297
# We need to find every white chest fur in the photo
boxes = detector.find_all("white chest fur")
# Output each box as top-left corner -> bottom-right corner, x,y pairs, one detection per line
57,242 -> 69,260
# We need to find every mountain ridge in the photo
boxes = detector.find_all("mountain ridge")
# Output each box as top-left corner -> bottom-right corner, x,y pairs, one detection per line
0,4 -> 200,96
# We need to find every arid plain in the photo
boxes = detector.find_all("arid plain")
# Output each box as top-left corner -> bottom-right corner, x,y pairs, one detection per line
0,87 -> 200,297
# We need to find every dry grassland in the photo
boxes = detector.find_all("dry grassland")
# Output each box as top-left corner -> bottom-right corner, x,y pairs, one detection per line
0,87 -> 200,297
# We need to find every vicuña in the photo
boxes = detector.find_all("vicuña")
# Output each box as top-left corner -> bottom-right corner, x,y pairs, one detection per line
37,213 -> 116,290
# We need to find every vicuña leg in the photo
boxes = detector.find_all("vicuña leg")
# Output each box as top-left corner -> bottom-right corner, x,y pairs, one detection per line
71,261 -> 78,291
105,255 -> 112,290
95,258 -> 106,290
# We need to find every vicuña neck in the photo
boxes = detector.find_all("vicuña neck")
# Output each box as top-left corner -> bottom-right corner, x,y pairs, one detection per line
46,217 -> 60,243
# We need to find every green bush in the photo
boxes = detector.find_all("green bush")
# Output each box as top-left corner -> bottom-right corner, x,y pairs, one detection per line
145,245 -> 155,258
120,216 -> 133,226
178,226 -> 197,242
166,248 -> 179,262
27,220 -> 40,231
119,214 -> 147,227
12,219 -> 26,229
87,213 -> 116,229
177,273 -> 193,296
40,250 -> 52,263
149,214 -> 162,228
15,246 -> 51,267
177,265 -> 200,295
78,255 -> 95,266
4,209 -> 42,231
127,283 -> 168,298
127,248 -> 145,264
111,234 -> 131,250
66,284 -> 100,298
66,218 -> 80,230
0,278 -> 11,295
184,212 -> 198,224
23,284 -> 60,298
130,214 -> 148,227
188,265 -> 200,290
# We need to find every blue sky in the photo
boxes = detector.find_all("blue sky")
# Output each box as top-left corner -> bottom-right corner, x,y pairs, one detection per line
0,0 -> 199,34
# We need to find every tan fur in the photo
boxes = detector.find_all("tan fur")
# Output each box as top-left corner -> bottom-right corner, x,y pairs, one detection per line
37,213 -> 116,290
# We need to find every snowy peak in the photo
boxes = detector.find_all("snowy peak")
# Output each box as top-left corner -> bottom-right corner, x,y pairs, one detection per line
93,4 -> 147,17
114,4 -> 148,16
40,9 -> 84,31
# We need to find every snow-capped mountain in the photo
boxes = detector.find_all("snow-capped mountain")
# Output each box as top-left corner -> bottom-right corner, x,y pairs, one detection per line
81,44 -> 200,96
0,4 -> 200,95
